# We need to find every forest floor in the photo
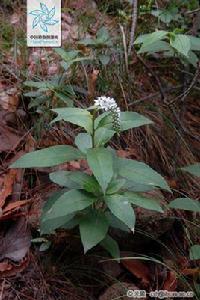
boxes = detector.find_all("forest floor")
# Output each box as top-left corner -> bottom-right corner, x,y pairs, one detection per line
0,0 -> 200,299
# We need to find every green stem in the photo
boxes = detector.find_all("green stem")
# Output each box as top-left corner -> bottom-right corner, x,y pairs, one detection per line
92,109 -> 96,148
91,109 -> 96,211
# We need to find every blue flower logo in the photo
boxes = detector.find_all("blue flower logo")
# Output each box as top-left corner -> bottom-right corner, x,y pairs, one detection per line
30,2 -> 59,32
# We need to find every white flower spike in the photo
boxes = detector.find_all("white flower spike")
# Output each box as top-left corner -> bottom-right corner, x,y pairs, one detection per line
94,96 -> 121,133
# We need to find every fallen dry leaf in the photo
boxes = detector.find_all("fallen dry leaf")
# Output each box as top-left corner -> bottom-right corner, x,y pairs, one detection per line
0,169 -> 18,208
0,88 -> 20,112
0,256 -> 30,278
68,160 -> 81,171
177,256 -> 189,269
163,270 -> 177,291
121,252 -> 150,286
88,69 -> 99,102
0,262 -> 12,273
167,179 -> 178,189
0,218 -> 31,262
2,200 -> 31,216
10,13 -> 20,25
117,148 -> 138,159
68,0 -> 88,9
0,123 -> 21,153
182,268 -> 200,276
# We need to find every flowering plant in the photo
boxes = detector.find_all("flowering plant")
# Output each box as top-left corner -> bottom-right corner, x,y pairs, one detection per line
94,96 -> 121,133
11,97 -> 171,257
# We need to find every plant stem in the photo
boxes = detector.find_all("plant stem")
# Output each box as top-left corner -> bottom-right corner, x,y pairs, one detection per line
119,24 -> 129,73
128,0 -> 138,55
92,109 -> 96,148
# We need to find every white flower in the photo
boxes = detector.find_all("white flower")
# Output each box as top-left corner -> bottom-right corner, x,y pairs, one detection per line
94,96 -> 121,133
94,96 -> 118,111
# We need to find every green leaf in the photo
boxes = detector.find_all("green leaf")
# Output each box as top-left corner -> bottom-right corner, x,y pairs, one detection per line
78,38 -> 96,46
158,11 -> 173,24
105,194 -> 135,230
41,197 -> 79,231
28,95 -> 49,108
105,212 -> 130,232
79,212 -> 109,253
169,198 -> 200,212
162,49 -> 176,58
152,7 -> 179,24
50,171 -> 100,194
60,56 -> 93,69
55,92 -> 74,107
189,244 -> 200,260
62,216 -> 80,230
170,34 -> 191,57
120,112 -> 153,131
95,112 -> 152,132
52,108 -> 93,133
117,158 -> 171,192
94,127 -> 115,147
96,27 -> 110,42
87,148 -> 113,193
134,31 -> 168,46
134,33 -> 151,45
24,80 -> 54,89
186,51 -> 199,67
24,90 -> 43,98
49,170 -> 88,188
181,163 -> 200,177
189,36 -> 200,51
41,190 -> 66,216
41,213 -> 75,234
79,27 -> 112,47
75,133 -> 92,154
39,241 -> 51,252
99,54 -> 110,65
55,48 -> 79,61
10,145 -> 83,168
106,178 -> 126,195
138,40 -> 172,54
95,112 -> 112,129
125,192 -> 163,212
122,180 -> 156,192
40,189 -> 72,234
43,190 -> 96,221
31,237 -> 48,244
61,85 -> 75,95
101,235 -> 120,260
60,61 -> 73,70
72,57 -> 93,63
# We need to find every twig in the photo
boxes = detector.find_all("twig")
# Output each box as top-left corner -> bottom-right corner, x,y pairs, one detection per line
185,8 -> 200,15
128,0 -> 138,55
119,24 -> 129,73
0,279 -> 5,300
116,73 -> 129,110
168,62 -> 200,106
171,107 -> 200,142
170,66 -> 200,169
128,85 -> 182,107
137,54 -> 166,100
